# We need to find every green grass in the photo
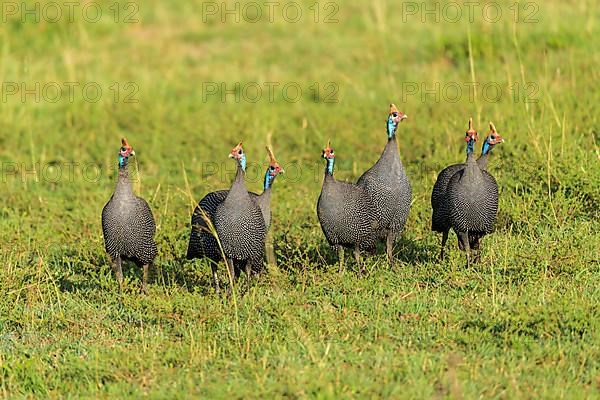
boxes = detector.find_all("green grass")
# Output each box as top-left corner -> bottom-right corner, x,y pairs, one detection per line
1,0 -> 599,397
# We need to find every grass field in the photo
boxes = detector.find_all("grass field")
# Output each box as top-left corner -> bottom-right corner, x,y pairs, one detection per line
0,0 -> 599,397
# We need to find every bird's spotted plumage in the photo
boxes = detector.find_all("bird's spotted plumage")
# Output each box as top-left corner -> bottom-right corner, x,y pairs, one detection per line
213,165 -> 267,272
186,146 -> 282,278
188,142 -> 271,290
431,120 -> 504,259
357,137 -> 412,235
447,155 -> 499,250
356,104 -> 411,265
186,189 -> 271,263
317,142 -> 380,270
431,134 -> 503,234
435,120 -> 501,266
186,189 -> 229,263
101,138 -> 157,290
431,163 -> 467,233
317,175 -> 380,251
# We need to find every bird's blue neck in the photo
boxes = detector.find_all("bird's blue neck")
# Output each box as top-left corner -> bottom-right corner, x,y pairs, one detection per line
387,117 -> 397,140
481,140 -> 492,156
325,158 -> 334,176
466,139 -> 476,155
263,169 -> 275,190
238,156 -> 247,172
118,155 -> 128,169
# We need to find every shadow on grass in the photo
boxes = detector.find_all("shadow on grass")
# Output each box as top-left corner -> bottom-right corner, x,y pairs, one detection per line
55,234 -> 436,295
268,222 -> 387,274
154,257 -> 218,295
56,252 -> 217,295
59,275 -> 104,293
54,247 -> 284,296
393,236 -> 437,265
274,231 -> 437,275
272,230 -> 338,274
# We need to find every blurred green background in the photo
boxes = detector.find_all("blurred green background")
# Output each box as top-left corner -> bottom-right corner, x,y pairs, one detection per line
0,0 -> 598,397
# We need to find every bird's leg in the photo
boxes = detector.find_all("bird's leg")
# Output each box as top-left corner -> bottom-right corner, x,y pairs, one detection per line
386,232 -> 395,267
226,258 -> 236,295
142,264 -> 150,293
211,263 -> 220,294
337,247 -> 345,274
458,232 -> 471,268
472,238 -> 481,264
226,258 -> 236,281
245,262 -> 252,293
439,231 -> 449,261
466,249 -> 471,269
354,245 -> 364,275
113,256 -> 124,292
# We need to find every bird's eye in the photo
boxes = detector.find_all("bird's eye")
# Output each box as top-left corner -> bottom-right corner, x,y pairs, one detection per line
238,149 -> 242,155
490,135 -> 496,140
269,166 -> 275,170
330,149 -> 334,154
392,112 -> 398,118
121,147 -> 126,152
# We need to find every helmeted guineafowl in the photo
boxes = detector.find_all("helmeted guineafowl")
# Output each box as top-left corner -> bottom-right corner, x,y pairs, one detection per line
446,119 -> 500,267
212,142 -> 268,285
186,146 -> 283,291
101,138 -> 157,291
356,103 -> 411,267
317,141 -> 379,272
431,120 -> 504,260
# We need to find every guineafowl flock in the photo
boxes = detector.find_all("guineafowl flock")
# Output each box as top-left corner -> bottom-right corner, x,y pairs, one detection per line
102,105 -> 504,292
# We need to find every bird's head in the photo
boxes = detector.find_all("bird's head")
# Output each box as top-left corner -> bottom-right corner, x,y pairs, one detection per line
387,103 -> 408,139
228,141 -> 246,171
482,122 -> 505,155
118,137 -> 135,168
465,117 -> 479,142
487,122 -> 504,144
322,140 -> 335,175
322,140 -> 335,160
465,117 -> 478,154
264,146 -> 284,189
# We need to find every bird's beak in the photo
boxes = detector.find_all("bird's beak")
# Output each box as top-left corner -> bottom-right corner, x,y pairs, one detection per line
400,114 -> 408,121
228,153 -> 234,158
130,150 -> 136,156
280,168 -> 285,174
